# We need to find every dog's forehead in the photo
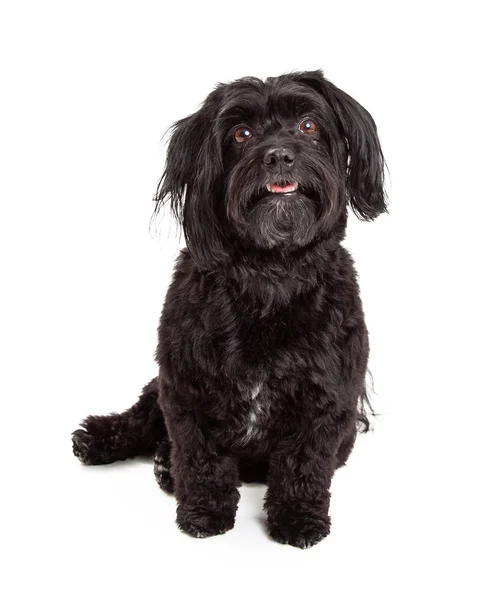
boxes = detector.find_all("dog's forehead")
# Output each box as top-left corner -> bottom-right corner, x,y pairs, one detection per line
217,77 -> 327,123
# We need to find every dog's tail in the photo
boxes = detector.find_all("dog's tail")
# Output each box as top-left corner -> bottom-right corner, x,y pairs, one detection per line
72,377 -> 167,465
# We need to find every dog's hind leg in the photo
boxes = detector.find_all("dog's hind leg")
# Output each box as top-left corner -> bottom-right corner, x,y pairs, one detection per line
153,438 -> 174,493
72,377 -> 166,465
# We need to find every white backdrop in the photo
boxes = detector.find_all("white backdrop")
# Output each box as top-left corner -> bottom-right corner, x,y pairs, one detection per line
1,1 -> 478,598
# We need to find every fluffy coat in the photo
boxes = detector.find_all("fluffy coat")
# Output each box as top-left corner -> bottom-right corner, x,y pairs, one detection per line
72,70 -> 387,548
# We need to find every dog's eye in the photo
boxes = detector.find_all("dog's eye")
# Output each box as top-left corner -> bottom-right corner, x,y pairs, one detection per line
233,127 -> 253,143
299,118 -> 318,134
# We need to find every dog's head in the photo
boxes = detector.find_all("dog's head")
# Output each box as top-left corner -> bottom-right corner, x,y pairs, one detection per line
154,70 -> 387,270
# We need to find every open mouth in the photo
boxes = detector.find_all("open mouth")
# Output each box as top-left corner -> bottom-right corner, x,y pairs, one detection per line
266,182 -> 298,194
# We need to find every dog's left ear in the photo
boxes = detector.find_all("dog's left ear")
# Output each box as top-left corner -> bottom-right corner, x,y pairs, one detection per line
293,71 -> 387,220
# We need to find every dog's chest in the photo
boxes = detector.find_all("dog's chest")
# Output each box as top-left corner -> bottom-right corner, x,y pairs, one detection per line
239,381 -> 271,443
233,304 -> 315,371
211,289 -> 328,445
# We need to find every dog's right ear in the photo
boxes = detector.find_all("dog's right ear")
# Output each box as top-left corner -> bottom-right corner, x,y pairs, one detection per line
155,111 -> 206,221
153,86 -> 228,271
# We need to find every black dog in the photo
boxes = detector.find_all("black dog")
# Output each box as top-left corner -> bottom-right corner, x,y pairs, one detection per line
72,70 -> 386,549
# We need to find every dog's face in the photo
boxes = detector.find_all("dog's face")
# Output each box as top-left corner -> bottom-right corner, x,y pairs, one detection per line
155,70 -> 386,269
222,80 -> 345,251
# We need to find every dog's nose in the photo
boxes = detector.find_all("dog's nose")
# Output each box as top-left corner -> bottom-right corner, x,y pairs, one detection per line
263,147 -> 295,172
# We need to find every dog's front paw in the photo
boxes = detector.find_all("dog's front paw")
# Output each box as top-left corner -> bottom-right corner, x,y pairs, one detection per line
176,490 -> 240,538
266,501 -> 331,549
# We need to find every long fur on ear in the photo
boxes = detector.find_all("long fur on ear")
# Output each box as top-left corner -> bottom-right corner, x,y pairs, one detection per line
153,86 -> 229,270
292,70 -> 387,220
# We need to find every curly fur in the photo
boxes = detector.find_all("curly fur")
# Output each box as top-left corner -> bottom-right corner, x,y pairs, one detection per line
72,70 -> 387,549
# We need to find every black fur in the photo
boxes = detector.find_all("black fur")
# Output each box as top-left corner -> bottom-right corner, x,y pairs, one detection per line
72,70 -> 387,548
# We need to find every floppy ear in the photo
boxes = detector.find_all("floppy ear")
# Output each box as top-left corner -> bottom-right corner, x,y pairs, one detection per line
293,70 -> 387,220
154,86 -> 228,270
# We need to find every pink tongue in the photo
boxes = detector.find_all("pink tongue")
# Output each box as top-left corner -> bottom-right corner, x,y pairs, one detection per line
271,183 -> 294,192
